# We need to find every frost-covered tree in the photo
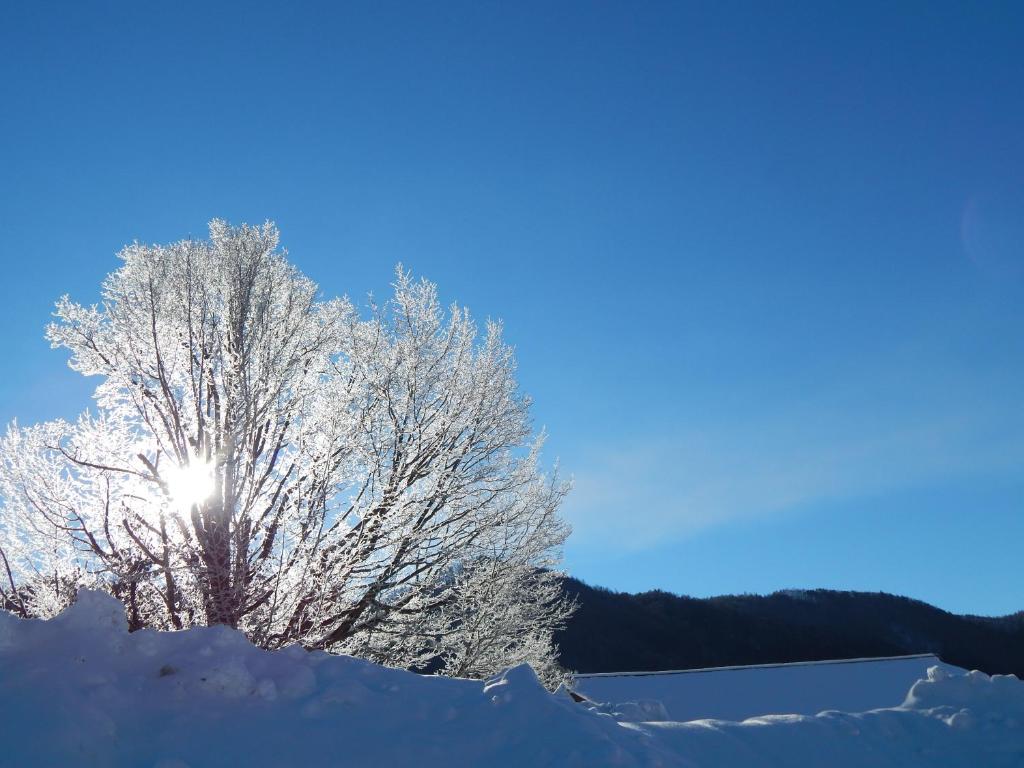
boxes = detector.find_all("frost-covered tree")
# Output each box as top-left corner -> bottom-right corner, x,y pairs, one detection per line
0,220 -> 572,680
437,560 -> 572,688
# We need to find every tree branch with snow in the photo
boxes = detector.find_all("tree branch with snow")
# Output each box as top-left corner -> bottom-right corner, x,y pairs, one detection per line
0,220 -> 573,682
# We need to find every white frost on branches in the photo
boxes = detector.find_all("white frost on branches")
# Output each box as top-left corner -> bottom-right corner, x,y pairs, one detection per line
0,220 -> 573,683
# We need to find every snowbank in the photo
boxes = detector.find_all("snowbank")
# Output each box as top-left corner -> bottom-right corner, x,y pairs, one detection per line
0,591 -> 1021,767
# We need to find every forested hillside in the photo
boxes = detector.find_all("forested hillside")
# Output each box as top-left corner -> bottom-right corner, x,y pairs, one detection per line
556,578 -> 1024,677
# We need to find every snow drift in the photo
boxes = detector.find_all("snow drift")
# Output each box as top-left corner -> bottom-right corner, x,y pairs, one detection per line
0,591 -> 1021,768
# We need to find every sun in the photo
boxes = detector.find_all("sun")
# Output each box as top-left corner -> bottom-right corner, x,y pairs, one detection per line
163,459 -> 216,511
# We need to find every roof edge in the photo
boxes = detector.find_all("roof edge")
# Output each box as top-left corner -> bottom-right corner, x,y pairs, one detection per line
572,653 -> 943,679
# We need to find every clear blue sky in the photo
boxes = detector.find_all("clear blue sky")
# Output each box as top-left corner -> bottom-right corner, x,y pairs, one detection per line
1,2 -> 1021,615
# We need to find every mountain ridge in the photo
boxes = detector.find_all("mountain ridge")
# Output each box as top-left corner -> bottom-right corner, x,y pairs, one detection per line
555,578 -> 1024,677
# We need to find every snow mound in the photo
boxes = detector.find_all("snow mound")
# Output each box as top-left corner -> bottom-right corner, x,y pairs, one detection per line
0,590 -> 1021,767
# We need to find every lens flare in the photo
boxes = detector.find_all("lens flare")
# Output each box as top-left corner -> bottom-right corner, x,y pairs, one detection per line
164,459 -> 215,511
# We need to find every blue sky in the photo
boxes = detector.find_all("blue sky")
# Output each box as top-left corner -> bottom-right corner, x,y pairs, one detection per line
1,2 -> 1022,615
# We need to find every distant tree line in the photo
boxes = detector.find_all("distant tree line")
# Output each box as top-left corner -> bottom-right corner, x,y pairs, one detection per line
555,578 -> 1024,678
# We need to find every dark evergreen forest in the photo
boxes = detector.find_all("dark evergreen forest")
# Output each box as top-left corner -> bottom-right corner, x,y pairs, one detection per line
556,578 -> 1024,677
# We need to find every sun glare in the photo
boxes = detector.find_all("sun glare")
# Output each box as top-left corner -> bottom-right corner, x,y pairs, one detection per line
164,459 -> 216,511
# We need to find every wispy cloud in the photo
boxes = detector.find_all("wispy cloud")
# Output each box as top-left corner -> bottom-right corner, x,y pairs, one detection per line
561,400 -> 1024,552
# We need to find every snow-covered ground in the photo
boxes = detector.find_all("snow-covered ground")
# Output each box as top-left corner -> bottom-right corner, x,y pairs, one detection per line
1,592 -> 1021,768
573,654 -> 966,722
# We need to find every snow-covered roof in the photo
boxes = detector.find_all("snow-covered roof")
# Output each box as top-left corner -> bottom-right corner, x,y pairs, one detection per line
572,653 -> 967,722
